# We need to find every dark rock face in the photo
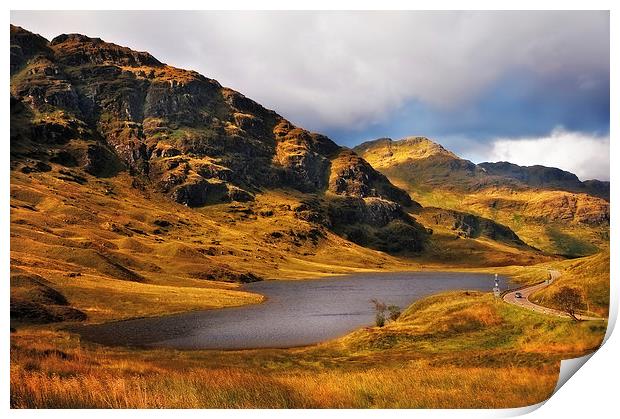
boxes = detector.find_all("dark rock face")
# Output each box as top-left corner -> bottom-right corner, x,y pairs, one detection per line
582,179 -> 610,201
10,25 -> 417,214
329,150 -> 414,207
329,197 -> 403,228
328,196 -> 428,252
20,161 -> 52,174
30,119 -> 80,145
10,25 -> 53,75
82,144 -> 125,177
191,268 -> 262,283
171,178 -> 253,207
479,162 -> 580,188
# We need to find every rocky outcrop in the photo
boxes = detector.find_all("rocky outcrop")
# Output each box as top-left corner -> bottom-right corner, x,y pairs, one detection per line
10,25 -> 416,213
327,196 -> 428,252
328,196 -> 403,228
329,150 -> 415,207
10,25 -> 53,75
50,33 -> 162,67
425,207 -> 526,245
171,178 -> 254,207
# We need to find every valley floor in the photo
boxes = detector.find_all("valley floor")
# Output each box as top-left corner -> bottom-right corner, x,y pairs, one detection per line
10,267 -> 607,408
9,171 -> 609,408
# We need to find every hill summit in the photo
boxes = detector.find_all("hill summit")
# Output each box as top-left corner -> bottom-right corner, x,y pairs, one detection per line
11,25 -> 412,208
354,136 -> 609,256
10,24 -> 592,326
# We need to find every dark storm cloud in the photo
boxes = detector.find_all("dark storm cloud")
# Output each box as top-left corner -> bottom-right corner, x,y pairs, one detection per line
328,69 -> 610,147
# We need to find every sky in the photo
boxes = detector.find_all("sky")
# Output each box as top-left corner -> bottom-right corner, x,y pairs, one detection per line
10,11 -> 610,180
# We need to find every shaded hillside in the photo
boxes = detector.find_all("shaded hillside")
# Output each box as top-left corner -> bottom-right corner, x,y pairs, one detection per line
478,162 -> 610,200
354,137 -> 609,256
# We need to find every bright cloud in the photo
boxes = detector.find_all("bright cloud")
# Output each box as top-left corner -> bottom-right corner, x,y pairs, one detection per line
10,10 -> 610,133
482,128 -> 610,181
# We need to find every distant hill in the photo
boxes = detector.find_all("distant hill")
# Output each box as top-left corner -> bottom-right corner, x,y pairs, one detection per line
354,137 -> 609,256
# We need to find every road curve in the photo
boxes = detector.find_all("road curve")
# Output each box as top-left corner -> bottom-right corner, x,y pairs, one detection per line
502,270 -> 604,321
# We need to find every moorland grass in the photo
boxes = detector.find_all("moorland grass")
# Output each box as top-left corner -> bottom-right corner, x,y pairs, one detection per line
10,290 -> 606,408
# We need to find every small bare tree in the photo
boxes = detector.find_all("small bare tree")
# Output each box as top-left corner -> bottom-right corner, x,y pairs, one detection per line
371,300 -> 401,326
371,299 -> 387,327
552,286 -> 586,321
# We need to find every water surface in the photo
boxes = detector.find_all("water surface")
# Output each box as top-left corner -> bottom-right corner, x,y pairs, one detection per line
75,271 -> 511,349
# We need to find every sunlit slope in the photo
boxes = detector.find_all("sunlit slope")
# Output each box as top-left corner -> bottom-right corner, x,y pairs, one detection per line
530,249 -> 610,317
10,289 -> 606,408
354,137 -> 609,256
342,291 -> 604,358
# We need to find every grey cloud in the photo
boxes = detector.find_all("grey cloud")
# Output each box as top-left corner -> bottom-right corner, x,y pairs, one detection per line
10,10 -> 609,133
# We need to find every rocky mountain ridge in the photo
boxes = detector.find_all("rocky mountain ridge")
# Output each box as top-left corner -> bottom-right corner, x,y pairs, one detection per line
354,136 -> 609,256
354,136 -> 609,200
10,25 -> 427,253
11,26 -> 411,205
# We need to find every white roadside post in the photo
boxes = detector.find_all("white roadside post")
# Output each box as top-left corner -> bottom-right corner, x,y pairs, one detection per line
493,273 -> 501,298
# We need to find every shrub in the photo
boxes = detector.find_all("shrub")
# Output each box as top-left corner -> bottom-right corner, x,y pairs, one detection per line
552,286 -> 586,321
387,305 -> 401,321
375,312 -> 386,327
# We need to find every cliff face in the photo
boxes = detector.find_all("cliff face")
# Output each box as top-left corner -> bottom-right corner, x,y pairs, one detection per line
10,25 -> 414,206
10,25 -> 427,253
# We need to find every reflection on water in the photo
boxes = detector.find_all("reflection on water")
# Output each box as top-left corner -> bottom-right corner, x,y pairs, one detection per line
74,271 -> 511,350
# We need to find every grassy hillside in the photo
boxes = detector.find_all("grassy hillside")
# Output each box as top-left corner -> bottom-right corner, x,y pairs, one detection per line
354,137 -> 609,257
12,166 -> 556,324
530,250 -> 610,317
11,290 -> 605,408
10,169 -> 421,324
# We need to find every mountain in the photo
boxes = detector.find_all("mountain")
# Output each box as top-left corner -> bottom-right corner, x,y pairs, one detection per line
10,25 -> 554,324
478,161 -> 609,200
354,137 -> 609,256
11,27 -> 413,207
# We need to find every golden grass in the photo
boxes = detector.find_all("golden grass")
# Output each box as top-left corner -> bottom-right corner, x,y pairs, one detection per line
10,289 -> 606,408
9,358 -> 557,408
530,250 -> 610,317
11,166 -> 557,323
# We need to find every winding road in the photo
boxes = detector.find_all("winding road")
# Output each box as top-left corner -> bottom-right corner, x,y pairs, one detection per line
502,270 -> 604,321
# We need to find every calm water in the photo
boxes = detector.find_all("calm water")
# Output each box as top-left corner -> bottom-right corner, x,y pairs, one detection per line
74,271 -> 511,350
